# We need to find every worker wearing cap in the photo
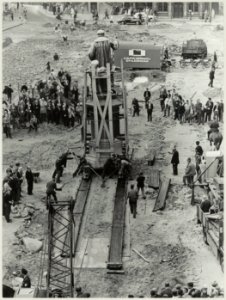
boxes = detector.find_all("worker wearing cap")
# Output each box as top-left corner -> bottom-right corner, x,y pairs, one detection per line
88,29 -> 117,69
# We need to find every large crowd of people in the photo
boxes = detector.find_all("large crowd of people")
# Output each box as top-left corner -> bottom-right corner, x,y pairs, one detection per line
158,86 -> 223,125
3,67 -> 82,138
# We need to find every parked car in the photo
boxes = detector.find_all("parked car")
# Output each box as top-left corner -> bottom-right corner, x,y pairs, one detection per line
134,12 -> 154,21
118,15 -> 143,25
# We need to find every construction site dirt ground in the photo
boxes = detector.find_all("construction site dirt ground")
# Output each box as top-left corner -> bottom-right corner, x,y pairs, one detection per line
2,5 -> 224,297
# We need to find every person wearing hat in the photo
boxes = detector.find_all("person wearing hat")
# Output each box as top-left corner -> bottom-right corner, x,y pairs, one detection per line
21,268 -> 31,288
88,29 -> 118,93
25,166 -> 34,195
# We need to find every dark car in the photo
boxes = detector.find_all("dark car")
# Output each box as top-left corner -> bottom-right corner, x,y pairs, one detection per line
118,16 -> 143,25
182,39 -> 207,59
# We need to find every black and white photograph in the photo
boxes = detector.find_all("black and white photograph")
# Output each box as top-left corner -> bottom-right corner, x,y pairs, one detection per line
2,1 -> 224,298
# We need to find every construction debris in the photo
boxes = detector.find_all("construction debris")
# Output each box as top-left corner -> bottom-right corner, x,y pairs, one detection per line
22,237 -> 43,253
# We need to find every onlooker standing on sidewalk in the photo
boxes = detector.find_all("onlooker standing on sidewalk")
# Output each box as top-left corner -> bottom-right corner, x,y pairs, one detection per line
137,172 -> 146,199
127,184 -> 138,218
170,146 -> 179,175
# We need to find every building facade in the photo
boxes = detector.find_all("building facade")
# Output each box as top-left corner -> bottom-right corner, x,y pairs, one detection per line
121,2 -> 223,18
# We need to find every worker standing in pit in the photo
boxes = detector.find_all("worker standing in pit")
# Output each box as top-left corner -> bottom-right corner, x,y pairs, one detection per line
88,30 -> 118,93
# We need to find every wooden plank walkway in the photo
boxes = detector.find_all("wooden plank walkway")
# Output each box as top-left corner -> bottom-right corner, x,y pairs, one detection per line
73,179 -> 92,256
153,178 -> 171,212
107,178 -> 127,270
61,178 -> 92,257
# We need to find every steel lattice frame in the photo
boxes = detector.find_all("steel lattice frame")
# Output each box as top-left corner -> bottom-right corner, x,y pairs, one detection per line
46,200 -> 75,297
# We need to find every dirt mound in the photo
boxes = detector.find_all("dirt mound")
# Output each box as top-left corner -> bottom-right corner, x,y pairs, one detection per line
3,37 -> 13,48
43,22 -> 55,28
152,23 -> 174,29
33,49 -> 51,57
215,24 -> 223,31
203,87 -> 222,99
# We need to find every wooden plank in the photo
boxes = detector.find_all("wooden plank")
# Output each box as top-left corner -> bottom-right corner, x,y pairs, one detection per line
107,178 -> 127,270
153,178 -> 171,212
74,238 -> 88,269
73,180 -> 91,214
72,179 -> 92,255
82,238 -> 109,268
148,169 -> 160,189
123,203 -> 131,258
206,230 -> 219,258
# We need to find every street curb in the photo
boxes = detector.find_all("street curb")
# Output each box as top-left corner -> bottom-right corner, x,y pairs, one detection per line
3,22 -> 24,32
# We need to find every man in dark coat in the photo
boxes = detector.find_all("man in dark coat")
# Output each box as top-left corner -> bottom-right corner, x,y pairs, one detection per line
136,172 -> 146,199
171,146 -> 179,175
208,68 -> 215,87
25,166 -> 34,195
146,100 -> 154,122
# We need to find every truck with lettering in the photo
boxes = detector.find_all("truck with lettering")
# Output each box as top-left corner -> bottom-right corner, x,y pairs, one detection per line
114,42 -> 162,69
